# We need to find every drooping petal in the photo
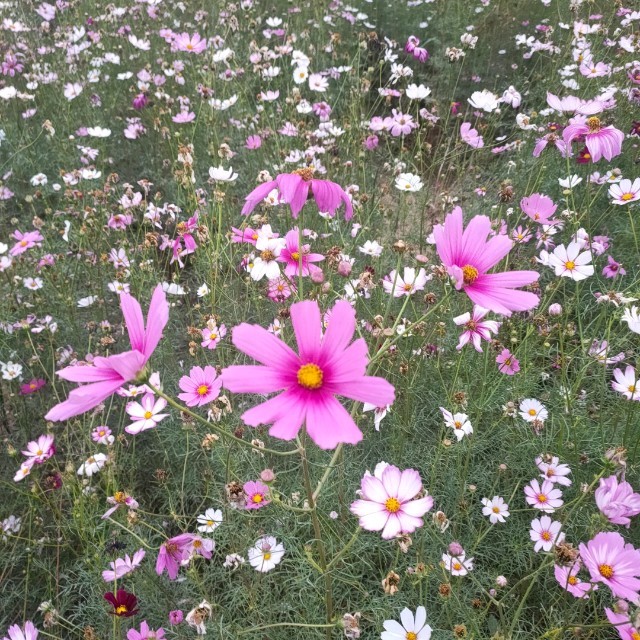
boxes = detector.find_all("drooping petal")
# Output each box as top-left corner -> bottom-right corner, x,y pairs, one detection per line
120,291 -> 145,353
45,379 -> 124,422
276,173 -> 309,217
241,180 -> 277,216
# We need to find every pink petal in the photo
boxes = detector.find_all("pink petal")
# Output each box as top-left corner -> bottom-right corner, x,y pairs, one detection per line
143,285 -> 169,358
120,291 -> 145,353
331,376 -> 395,406
276,173 -> 308,217
241,180 -> 277,216
45,379 -> 124,421
222,365 -> 291,394
291,300 -> 322,363
396,469 -> 423,502
321,300 -> 355,360
231,323 -> 299,370
305,394 -> 362,449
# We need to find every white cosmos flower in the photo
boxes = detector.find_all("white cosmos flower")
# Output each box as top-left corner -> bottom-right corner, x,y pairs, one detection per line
519,399 -> 548,422
395,172 -> 424,192
161,282 -> 186,295
197,508 -> 223,533
547,242 -> 594,281
558,174 -> 582,189
481,496 -> 510,523
358,240 -> 383,257
77,295 -> 98,307
292,66 -> 309,84
440,407 -> 473,441
77,453 -> 108,477
381,607 -> 432,640
87,126 -> 111,137
622,306 -> 640,334
208,165 -> 238,182
468,89 -> 501,112
251,237 -> 285,281
609,178 -> 640,205
405,83 -> 431,100
248,536 -> 285,572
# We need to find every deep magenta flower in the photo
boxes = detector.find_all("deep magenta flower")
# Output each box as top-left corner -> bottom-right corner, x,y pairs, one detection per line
350,463 -> 433,539
241,169 -> 353,220
45,286 -> 168,422
104,589 -> 139,617
579,532 -> 640,602
221,300 -> 395,449
19,378 -> 46,395
155,533 -> 195,581
433,207 -> 539,316
562,116 -> 624,162
276,228 -> 324,277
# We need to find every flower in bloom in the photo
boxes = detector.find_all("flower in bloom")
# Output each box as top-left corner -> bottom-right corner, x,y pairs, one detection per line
622,306 -> 640,334
1,622 -> 39,640
453,305 -> 500,352
605,608 -> 640,640
530,516 -> 564,552
104,589 -> 139,617
579,532 -> 640,602
496,348 -> 520,375
524,479 -> 564,513
603,255 -> 625,278
519,399 -> 548,423
174,32 -> 207,53
520,193 -> 557,223
178,366 -> 222,407
222,300 -> 395,449
609,178 -> 640,205
382,267 -> 430,297
481,496 -> 510,523
21,434 -> 54,465
156,534 -> 195,580
19,379 -> 46,395
197,508 -> 223,533
460,122 -> 484,148
126,621 -> 165,640
77,453 -> 108,477
208,165 -> 237,182
394,173 -> 424,191
248,536 -> 285,572
201,320 -> 226,349
562,116 -> 624,162
381,607 -> 432,640
125,394 -> 169,434
244,480 -> 270,509
276,228 -> 324,277
241,169 -> 352,220
250,237 -> 284,281
439,407 -> 473,441
595,476 -> 640,528
350,464 -> 433,539
468,89 -> 500,112
547,243 -> 594,281
102,549 -> 145,582
102,491 -> 139,519
433,207 -> 539,316
45,286 -> 168,421
442,551 -> 474,576
555,563 -> 595,599
612,366 -> 640,401
536,456 -> 571,486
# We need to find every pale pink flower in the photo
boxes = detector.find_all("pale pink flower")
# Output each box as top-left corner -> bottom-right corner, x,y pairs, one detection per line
125,394 -> 169,434
178,366 -> 222,407
453,305 -> 500,352
524,479 -> 563,513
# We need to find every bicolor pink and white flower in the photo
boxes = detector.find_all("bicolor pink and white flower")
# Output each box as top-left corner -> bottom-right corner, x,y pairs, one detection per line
382,267 -> 431,297
453,306 -> 500,352
440,407 -> 473,441
481,496 -> 510,524
609,178 -> 640,205
125,394 -> 169,434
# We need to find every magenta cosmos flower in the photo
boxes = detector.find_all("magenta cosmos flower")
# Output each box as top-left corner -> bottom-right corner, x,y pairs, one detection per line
562,116 -> 624,163
178,366 -> 222,407
276,228 -> 324,277
579,532 -> 640,602
433,207 -> 539,316
595,476 -> 640,528
520,193 -> 557,223
241,169 -> 353,220
350,463 -> 433,539
45,286 -> 168,422
221,300 -> 395,449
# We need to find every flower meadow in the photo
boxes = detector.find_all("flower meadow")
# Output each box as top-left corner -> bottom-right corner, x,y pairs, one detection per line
2,0 -> 640,638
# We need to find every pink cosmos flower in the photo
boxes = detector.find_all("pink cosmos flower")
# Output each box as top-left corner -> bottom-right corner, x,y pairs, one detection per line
21,434 -> 55,465
231,227 -> 259,244
10,230 -> 44,257
496,348 -> 520,375
524,479 -> 564,513
562,116 -> 624,162
555,563 -> 595,599
178,366 -> 222,407
172,111 -> 196,123
241,169 -> 353,220
156,533 -> 195,580
127,621 -> 166,640
276,228 -> 324,277
530,516 -> 564,552
533,132 -> 568,158
460,122 -> 484,148
267,277 -> 296,302
579,532 -> 640,602
245,135 -> 262,149
546,92 -> 603,115
45,286 -> 168,422
350,464 -> 433,539
2,621 -> 39,640
19,378 -> 46,395
536,456 -> 572,486
92,425 -> 114,445
174,32 -> 207,54
244,480 -> 270,509
602,255 -> 626,279
520,193 -> 557,223
201,322 -> 227,350
453,305 -> 500,352
102,549 -> 146,582
433,207 -> 539,316
595,476 -> 640,528
222,300 -> 395,449
102,491 -> 139,519
605,608 -> 640,640
125,393 -> 168,434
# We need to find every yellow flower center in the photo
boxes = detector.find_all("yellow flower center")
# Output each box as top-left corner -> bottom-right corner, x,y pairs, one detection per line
462,264 -> 479,285
197,384 -> 209,396
454,421 -> 462,429
406,634 -> 418,640
207,520 -> 214,526
541,531 -> 551,541
537,493 -> 547,503
297,363 -> 323,390
385,497 -> 401,513
260,250 -> 275,261
291,251 -> 300,261
292,167 -> 315,181
632,632 -> 640,640
116,605 -> 128,615
252,494 -> 264,503
528,409 -> 537,416
587,116 -> 601,133
565,261 -> 575,270
492,506 -> 500,513
453,562 -> 462,571
114,491 -> 127,504
193,539 -> 202,548
263,552 -> 272,560
599,564 -> 614,579
144,411 -> 153,419
568,576 -> 578,585
36,449 -> 43,455
622,193 -> 634,201
20,240 -> 28,246
403,283 -> 413,291
629,385 -> 636,393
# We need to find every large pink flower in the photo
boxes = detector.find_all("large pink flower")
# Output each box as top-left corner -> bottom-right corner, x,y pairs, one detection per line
241,169 -> 353,220
562,116 -> 624,162
433,207 -> 539,316
45,286 -> 168,422
350,463 -> 433,539
595,476 -> 640,528
221,300 -> 395,449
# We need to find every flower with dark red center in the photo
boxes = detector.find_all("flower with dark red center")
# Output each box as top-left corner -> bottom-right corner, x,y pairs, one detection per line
104,589 -> 139,617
